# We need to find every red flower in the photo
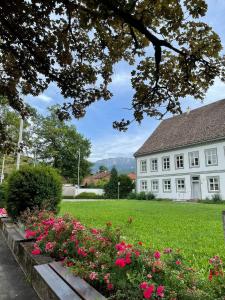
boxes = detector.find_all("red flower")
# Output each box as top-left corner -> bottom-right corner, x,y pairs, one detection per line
125,253 -> 132,264
77,247 -> 87,257
138,241 -> 143,246
91,228 -> 99,235
176,260 -> 181,265
32,248 -> 41,255
107,283 -> 113,290
143,284 -> 155,299
154,251 -> 161,259
140,282 -> 148,289
156,286 -> 165,298
115,258 -> 126,268
25,229 -> 37,239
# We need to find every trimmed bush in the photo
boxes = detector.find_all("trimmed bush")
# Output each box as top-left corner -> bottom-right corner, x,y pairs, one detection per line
6,165 -> 62,218
128,191 -> 156,200
75,192 -> 103,199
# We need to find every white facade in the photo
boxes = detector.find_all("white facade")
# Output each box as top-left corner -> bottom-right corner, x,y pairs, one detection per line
136,140 -> 225,200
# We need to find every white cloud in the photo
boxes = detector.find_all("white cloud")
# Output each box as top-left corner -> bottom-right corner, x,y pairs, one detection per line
89,131 -> 151,162
36,94 -> 53,103
204,77 -> 225,104
111,72 -> 131,86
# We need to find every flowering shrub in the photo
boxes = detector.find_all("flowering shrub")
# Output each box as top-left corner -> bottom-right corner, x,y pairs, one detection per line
22,209 -> 224,300
0,208 -> 7,217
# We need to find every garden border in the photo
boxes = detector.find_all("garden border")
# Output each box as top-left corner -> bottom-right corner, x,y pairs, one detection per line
0,216 -> 106,300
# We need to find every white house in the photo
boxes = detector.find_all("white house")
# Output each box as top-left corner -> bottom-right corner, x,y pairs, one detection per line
134,99 -> 225,200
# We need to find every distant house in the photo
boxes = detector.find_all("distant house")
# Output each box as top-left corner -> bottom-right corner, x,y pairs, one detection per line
134,99 -> 225,200
127,172 -> 136,183
82,171 -> 111,187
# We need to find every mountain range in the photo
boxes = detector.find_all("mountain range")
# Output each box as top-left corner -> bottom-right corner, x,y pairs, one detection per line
91,157 -> 136,174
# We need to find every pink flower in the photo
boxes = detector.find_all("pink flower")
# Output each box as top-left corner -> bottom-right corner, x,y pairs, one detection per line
154,251 -> 161,259
42,218 -> 55,226
25,229 -> 37,239
140,282 -> 148,289
143,284 -> 155,299
89,272 -> 98,281
45,242 -> 55,252
147,274 -> 152,279
115,241 -> 127,252
0,208 -> 7,216
156,286 -> 165,298
91,228 -> 99,235
32,248 -> 41,255
115,258 -> 126,268
176,260 -> 181,265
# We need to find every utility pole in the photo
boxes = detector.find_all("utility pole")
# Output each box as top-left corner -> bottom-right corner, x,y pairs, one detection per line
16,117 -> 24,170
0,154 -> 6,184
77,148 -> 81,188
118,181 -> 120,200
0,125 -> 9,183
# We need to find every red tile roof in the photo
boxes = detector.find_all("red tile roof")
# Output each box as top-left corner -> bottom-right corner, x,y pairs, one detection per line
134,99 -> 225,157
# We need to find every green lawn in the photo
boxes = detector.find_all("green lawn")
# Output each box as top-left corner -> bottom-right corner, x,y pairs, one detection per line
60,200 -> 225,271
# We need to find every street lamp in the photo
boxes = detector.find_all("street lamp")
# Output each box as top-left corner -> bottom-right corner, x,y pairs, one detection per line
118,181 -> 120,200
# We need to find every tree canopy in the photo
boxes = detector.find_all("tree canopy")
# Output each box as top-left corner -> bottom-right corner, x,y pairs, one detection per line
0,0 -> 224,134
34,106 -> 92,183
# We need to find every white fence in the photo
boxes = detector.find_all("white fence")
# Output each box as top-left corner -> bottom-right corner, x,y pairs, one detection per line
63,184 -> 104,197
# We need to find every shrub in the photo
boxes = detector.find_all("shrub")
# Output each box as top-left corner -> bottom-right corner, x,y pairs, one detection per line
6,165 -> 62,218
75,192 -> 103,199
128,191 -> 137,199
211,193 -> 222,202
22,209 -> 225,300
118,174 -> 135,198
0,181 -> 7,207
128,191 -> 156,200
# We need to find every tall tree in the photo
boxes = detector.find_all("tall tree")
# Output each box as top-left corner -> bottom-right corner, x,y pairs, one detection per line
104,167 -> 119,199
35,106 -> 92,183
0,0 -> 224,138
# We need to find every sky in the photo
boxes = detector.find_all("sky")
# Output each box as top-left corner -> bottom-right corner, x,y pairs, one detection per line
26,0 -> 225,162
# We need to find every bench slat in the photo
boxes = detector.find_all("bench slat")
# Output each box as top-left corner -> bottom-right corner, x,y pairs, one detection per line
49,261 -> 106,300
35,264 -> 82,300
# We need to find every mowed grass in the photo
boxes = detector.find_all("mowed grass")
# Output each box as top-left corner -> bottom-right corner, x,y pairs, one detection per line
60,200 -> 225,271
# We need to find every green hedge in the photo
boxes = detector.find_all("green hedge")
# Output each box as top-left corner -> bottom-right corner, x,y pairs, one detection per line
75,192 -> 104,199
128,191 -> 156,200
6,165 -> 62,218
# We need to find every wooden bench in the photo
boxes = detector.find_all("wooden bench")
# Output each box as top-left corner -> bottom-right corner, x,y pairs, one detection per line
34,262 -> 106,300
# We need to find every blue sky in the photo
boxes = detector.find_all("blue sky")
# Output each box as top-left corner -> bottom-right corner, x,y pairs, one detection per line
26,0 -> 225,162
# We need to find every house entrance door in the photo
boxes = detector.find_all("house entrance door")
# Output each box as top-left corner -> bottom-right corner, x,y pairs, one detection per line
191,176 -> 201,200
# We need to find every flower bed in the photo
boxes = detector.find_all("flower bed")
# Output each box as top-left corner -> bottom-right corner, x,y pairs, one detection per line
22,209 -> 225,300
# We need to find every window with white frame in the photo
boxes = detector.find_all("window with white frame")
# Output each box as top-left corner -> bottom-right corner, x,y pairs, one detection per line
207,177 -> 220,192
140,160 -> 147,172
189,151 -> 199,167
163,179 -> 171,192
175,154 -> 184,169
140,180 -> 148,191
162,157 -> 170,170
151,158 -> 158,171
205,148 -> 218,166
176,178 -> 185,192
151,180 -> 159,192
